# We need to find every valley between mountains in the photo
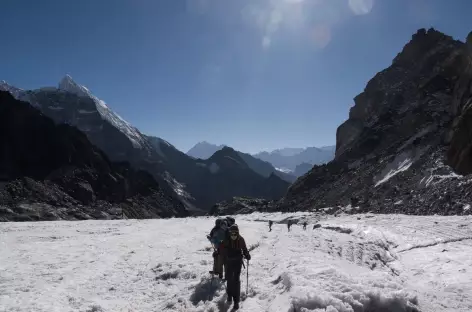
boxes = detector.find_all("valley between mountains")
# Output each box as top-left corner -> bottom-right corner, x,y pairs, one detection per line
1,28 -> 472,221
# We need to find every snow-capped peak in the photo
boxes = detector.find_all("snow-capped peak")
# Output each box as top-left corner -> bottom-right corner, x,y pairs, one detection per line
56,74 -> 146,149
58,74 -> 92,98
0,80 -> 22,92
0,80 -> 28,102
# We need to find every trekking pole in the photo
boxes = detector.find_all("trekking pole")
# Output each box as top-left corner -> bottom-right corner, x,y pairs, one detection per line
246,259 -> 249,296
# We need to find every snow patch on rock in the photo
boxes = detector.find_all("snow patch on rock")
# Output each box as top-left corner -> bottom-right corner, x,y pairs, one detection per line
375,153 -> 413,187
209,163 -> 219,174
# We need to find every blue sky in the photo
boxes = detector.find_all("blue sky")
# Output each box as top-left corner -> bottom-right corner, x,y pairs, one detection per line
1,0 -> 471,154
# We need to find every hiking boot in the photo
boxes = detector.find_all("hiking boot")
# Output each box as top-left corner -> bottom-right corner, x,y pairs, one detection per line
227,296 -> 232,304
233,302 -> 239,310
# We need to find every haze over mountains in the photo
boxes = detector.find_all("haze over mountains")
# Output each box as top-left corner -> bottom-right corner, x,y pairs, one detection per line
187,142 -> 335,177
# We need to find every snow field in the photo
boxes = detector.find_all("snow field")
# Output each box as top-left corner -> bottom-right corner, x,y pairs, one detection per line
1,213 -> 471,312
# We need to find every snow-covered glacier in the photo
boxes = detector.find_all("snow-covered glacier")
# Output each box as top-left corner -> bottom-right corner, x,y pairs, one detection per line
1,212 -> 471,311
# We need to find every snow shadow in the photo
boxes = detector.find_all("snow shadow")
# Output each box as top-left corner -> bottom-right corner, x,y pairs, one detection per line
156,270 -> 179,280
289,291 -> 420,312
190,276 -> 224,305
155,269 -> 197,281
323,226 -> 353,235
84,305 -> 104,312
215,295 -> 232,312
271,272 -> 292,291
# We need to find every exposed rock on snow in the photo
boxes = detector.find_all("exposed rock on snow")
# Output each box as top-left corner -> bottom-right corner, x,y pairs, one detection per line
280,28 -> 472,216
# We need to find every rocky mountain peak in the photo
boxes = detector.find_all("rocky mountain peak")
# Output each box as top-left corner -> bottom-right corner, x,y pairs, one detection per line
208,146 -> 247,168
57,74 -> 92,99
392,28 -> 458,66
337,28 -> 465,159
280,28 -> 472,216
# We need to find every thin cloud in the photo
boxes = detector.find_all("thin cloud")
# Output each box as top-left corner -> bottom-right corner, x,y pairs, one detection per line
348,0 -> 374,15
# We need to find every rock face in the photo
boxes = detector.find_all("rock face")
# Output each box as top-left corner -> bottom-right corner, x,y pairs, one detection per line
0,91 -> 188,221
293,162 -> 313,177
447,31 -> 472,175
280,28 -> 472,216
209,197 -> 275,216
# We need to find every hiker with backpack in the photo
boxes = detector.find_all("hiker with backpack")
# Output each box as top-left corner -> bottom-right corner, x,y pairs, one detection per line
287,220 -> 292,232
303,221 -> 307,230
268,220 -> 273,232
220,224 -> 251,310
222,216 -> 235,278
207,218 -> 228,279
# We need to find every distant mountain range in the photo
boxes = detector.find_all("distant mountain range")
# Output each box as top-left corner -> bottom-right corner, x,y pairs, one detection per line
0,76 -> 291,215
187,142 -> 335,177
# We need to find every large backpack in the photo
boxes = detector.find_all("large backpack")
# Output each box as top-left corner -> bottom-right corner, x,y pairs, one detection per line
211,220 -> 228,249
226,217 -> 235,226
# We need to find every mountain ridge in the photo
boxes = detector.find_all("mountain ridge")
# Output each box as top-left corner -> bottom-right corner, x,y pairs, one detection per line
0,90 -> 188,221
1,76 -> 290,213
186,141 -> 335,177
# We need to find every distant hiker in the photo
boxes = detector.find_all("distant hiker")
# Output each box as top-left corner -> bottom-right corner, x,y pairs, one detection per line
207,218 -> 227,279
220,224 -> 251,310
287,220 -> 292,232
303,221 -> 307,230
268,220 -> 273,232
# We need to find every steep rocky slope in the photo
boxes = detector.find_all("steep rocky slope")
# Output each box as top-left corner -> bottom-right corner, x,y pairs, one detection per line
209,197 -> 275,215
293,162 -> 314,177
0,91 -> 187,221
279,28 -> 472,216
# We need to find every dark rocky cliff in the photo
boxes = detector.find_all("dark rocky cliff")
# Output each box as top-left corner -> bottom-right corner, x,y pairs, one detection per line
279,28 -> 472,216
